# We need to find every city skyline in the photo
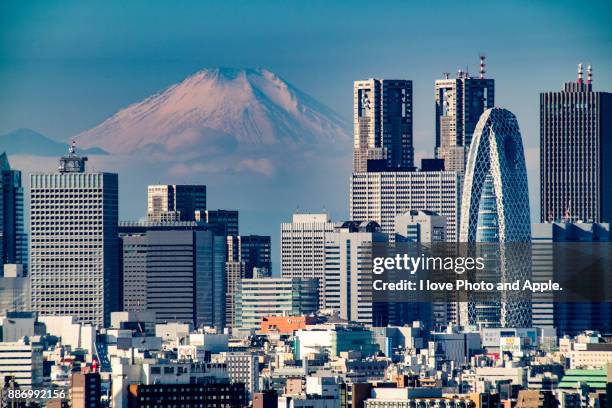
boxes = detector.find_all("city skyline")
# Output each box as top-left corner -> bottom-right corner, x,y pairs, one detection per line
2,1 -> 611,248
1,3 -> 612,406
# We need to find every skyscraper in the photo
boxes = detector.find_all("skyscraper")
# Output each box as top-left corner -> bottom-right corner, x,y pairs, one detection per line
540,64 -> 612,223
225,260 -> 245,330
323,221 -> 388,325
205,209 -> 239,237
459,108 -> 531,328
350,171 -> 461,242
227,235 -> 271,277
435,57 -> 495,175
460,108 -> 531,243
280,213 -> 334,305
353,79 -> 413,172
30,144 -> 119,327
0,153 -> 26,272
226,234 -> 271,330
119,221 -> 227,328
147,184 -> 206,222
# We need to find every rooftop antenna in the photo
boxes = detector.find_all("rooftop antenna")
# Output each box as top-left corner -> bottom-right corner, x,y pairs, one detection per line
479,55 -> 486,79
443,72 -> 450,79
577,63 -> 583,85
457,68 -> 463,79
587,64 -> 592,85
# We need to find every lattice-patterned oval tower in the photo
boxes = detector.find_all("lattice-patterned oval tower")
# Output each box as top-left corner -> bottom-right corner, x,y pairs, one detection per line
459,108 -> 532,328
460,108 -> 531,243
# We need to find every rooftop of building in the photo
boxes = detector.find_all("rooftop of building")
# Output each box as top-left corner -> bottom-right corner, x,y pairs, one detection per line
558,368 -> 608,390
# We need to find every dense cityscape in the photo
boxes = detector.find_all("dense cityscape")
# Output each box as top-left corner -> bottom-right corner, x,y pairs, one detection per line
0,58 -> 611,408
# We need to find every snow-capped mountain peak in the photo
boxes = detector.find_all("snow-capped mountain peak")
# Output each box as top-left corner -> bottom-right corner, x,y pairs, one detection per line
75,68 -> 349,155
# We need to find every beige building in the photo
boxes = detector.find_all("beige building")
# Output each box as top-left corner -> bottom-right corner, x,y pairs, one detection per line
350,171 -> 461,242
281,213 -> 334,304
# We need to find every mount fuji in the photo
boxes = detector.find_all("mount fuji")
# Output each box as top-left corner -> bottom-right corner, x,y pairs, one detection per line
75,68 -> 350,162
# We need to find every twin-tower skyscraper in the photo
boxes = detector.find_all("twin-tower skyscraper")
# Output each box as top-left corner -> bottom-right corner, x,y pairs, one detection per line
352,57 -> 530,245
353,57 -> 496,177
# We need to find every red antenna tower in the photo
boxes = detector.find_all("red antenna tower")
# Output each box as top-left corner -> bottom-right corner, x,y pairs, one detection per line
577,63 -> 583,85
479,55 -> 486,79
587,64 -> 592,85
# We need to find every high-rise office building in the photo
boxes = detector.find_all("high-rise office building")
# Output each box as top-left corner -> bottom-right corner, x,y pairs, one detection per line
353,79 -> 413,172
350,171 -> 461,242
323,221 -> 388,325
435,57 -> 495,174
234,277 -> 319,332
394,210 -> 447,243
0,153 -> 26,273
530,224 -> 555,330
281,213 -> 334,304
540,64 -> 612,223
119,221 -> 227,328
459,108 -> 531,328
205,209 -> 239,237
30,145 -> 119,327
226,235 -> 272,330
147,184 -> 206,222
225,260 -> 245,330
532,222 -> 611,336
227,235 -> 271,277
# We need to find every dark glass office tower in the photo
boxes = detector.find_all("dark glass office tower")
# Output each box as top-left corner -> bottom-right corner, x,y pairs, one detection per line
540,64 -> 612,223
0,153 -> 26,272
353,79 -> 413,172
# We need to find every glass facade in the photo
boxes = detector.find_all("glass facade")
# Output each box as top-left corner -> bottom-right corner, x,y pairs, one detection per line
459,108 -> 532,328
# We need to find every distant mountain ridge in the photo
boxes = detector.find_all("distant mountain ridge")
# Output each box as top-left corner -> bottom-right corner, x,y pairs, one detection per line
0,128 -> 106,156
74,68 -> 350,156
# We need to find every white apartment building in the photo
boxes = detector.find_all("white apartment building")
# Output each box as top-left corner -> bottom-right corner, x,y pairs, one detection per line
350,171 -> 461,242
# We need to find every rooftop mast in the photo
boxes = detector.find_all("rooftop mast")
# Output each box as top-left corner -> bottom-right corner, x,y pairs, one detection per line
479,55 -> 486,79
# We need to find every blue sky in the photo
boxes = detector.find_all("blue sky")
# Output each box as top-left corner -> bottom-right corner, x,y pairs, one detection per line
1,0 -> 611,223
